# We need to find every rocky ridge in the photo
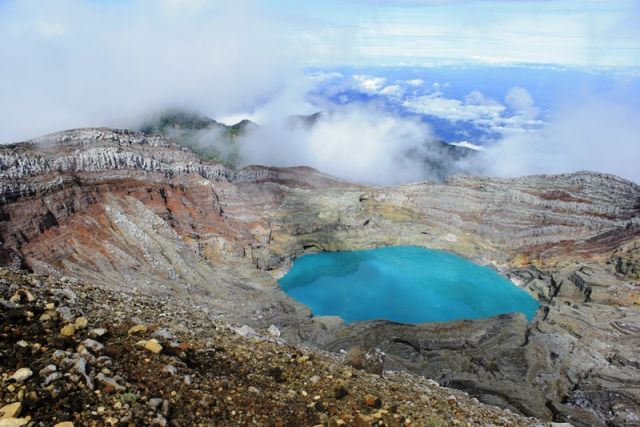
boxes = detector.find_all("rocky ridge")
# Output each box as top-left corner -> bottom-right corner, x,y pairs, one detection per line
1,128 -> 639,426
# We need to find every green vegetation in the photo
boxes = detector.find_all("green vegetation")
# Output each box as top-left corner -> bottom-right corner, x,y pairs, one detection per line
139,109 -> 323,167
139,109 -> 255,166
119,392 -> 138,404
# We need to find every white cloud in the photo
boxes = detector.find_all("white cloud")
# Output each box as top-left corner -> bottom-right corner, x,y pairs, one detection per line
237,106 -> 441,185
353,75 -> 388,93
464,90 -> 498,106
0,0 -> 301,143
350,75 -> 428,98
403,91 -> 505,123
450,141 -> 485,151
307,71 -> 345,82
505,87 -> 534,111
401,86 -> 545,136
405,79 -> 425,86
479,95 -> 640,183
349,76 -> 544,140
379,84 -> 405,97
505,86 -> 539,118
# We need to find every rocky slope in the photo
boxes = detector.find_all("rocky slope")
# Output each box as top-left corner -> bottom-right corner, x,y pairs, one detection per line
1,268 -> 540,426
1,128 -> 639,426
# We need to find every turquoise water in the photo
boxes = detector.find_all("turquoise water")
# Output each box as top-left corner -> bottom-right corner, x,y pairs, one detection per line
279,246 -> 539,324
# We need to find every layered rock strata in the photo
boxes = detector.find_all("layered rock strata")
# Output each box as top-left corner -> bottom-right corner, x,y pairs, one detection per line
1,128 -> 639,426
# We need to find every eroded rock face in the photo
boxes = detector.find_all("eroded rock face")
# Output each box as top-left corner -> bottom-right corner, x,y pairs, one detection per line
325,266 -> 640,426
1,128 -> 639,426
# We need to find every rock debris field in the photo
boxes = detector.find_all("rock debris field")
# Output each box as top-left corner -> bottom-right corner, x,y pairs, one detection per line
0,268 -> 547,427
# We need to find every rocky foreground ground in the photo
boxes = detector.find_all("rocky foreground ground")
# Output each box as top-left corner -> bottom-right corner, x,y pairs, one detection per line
0,268 -> 547,427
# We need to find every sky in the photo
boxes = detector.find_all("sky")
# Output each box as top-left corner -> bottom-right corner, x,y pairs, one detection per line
267,0 -> 640,67
0,0 -> 639,184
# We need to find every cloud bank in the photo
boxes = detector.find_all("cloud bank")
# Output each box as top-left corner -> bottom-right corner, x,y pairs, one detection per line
233,76 -> 640,185
237,106 -> 443,186
477,96 -> 640,183
0,0 -> 298,143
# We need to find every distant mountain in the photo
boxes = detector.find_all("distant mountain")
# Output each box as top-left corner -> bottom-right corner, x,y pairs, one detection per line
140,109 -> 221,132
140,109 -> 479,180
287,111 -> 323,128
140,109 -> 326,166
140,109 -> 257,165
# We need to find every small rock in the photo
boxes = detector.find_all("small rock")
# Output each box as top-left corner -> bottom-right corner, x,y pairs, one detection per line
128,324 -> 148,335
144,339 -> 163,354
267,325 -> 281,337
74,316 -> 88,329
160,400 -> 170,417
0,402 -> 22,418
334,386 -> 348,400
96,355 -> 112,365
56,306 -> 74,322
70,357 -> 93,389
446,395 -> 458,406
42,372 -> 63,386
10,368 -> 32,382
60,324 -> 76,337
81,339 -> 104,353
96,373 -> 125,392
162,365 -> 177,375
235,325 -> 257,338
9,289 -> 35,304
365,394 -> 382,408
53,422 -> 74,427
248,386 -> 260,394
151,414 -> 167,426
310,375 -> 321,384
152,328 -> 173,340
55,288 -> 76,301
148,398 -> 163,409
363,348 -> 385,376
0,418 -> 29,427
38,364 -> 57,377
88,328 -> 107,339
328,405 -> 338,416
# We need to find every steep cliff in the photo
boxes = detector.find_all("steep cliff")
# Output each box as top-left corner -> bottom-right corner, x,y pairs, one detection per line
1,128 -> 639,426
